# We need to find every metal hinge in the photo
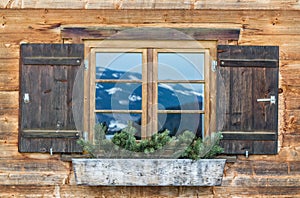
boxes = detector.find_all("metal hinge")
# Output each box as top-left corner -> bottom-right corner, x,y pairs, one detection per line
82,131 -> 88,141
211,60 -> 217,72
84,60 -> 89,70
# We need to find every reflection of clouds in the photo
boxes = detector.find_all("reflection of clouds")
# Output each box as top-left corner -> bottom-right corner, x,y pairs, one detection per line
119,100 -> 129,105
175,90 -> 190,96
128,75 -> 140,80
95,84 -> 103,89
128,94 -> 142,102
190,91 -> 203,97
158,83 -> 174,91
109,120 -> 127,131
105,87 -> 122,95
112,73 -> 120,78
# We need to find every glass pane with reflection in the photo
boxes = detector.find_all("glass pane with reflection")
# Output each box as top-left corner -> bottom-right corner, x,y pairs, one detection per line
96,52 -> 142,80
95,83 -> 142,110
158,113 -> 204,138
158,52 -> 204,80
96,113 -> 141,139
158,83 -> 204,110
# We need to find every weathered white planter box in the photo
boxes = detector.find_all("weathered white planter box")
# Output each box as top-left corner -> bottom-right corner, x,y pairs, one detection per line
72,159 -> 226,186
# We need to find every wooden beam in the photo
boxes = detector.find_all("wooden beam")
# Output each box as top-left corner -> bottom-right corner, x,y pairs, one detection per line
61,27 -> 240,43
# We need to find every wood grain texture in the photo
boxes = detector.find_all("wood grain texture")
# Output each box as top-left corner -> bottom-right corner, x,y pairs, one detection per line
19,44 -> 84,153
73,159 -> 226,186
0,8 -> 299,197
217,45 -> 279,154
61,27 -> 240,43
1,0 -> 300,10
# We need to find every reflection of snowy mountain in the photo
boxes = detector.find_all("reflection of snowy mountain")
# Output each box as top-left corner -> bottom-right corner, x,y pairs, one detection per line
96,67 -> 142,80
95,67 -> 203,138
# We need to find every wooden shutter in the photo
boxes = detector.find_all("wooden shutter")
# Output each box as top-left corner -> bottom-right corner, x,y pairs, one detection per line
217,45 -> 279,154
19,44 -> 84,153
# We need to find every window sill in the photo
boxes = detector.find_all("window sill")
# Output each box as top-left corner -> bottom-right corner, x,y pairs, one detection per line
72,158 -> 226,186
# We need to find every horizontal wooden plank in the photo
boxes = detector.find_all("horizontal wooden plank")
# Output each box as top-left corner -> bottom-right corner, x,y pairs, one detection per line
0,172 -> 69,185
0,59 -> 18,71
1,10 -> 300,35
285,98 -> 300,110
0,185 -> 299,197
282,134 -> 300,147
0,185 -> 216,197
0,132 -> 17,144
61,27 -> 240,42
0,91 -> 18,109
218,45 -> 279,62
253,161 -> 288,175
23,57 -> 82,66
0,44 -> 19,59
0,159 -> 70,172
0,114 -> 18,133
222,131 -> 277,141
214,187 -> 300,197
0,143 -> 23,158
1,0 -> 300,10
22,130 -> 81,138
239,35 -> 300,60
289,161 -> 300,174
230,176 -> 300,187
0,73 -> 19,91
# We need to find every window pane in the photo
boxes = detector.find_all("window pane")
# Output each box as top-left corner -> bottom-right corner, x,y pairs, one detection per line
96,113 -> 141,139
158,83 -> 204,110
96,52 -> 142,80
158,113 -> 204,138
95,83 -> 142,110
158,52 -> 204,80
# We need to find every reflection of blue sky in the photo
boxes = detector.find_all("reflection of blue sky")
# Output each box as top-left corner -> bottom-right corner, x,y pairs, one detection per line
158,53 -> 204,80
96,52 -> 142,79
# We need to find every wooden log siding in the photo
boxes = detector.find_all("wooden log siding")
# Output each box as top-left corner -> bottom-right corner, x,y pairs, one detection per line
0,8 -> 299,197
19,44 -> 84,153
1,0 -> 300,10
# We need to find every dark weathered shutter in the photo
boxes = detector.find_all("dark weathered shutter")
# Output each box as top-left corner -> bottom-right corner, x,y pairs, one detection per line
217,45 -> 279,154
19,44 -> 84,153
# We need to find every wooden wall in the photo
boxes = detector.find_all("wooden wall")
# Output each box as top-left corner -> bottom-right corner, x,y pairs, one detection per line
0,7 -> 300,197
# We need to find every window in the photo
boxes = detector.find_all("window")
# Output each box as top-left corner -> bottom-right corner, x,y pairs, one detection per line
87,45 -> 211,140
19,29 -> 279,155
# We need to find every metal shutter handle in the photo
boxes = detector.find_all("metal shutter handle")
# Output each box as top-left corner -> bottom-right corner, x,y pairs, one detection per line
257,95 -> 276,104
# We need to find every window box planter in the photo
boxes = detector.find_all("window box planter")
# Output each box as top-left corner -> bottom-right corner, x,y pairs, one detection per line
72,158 -> 226,186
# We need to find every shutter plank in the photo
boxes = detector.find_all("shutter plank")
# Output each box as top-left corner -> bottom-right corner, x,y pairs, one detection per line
21,65 -> 41,129
252,67 -> 268,130
217,45 -> 279,155
19,44 -> 84,153
40,66 -> 54,129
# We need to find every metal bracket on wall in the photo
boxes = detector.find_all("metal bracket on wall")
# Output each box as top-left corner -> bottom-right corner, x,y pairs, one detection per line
84,60 -> 89,70
211,60 -> 217,72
